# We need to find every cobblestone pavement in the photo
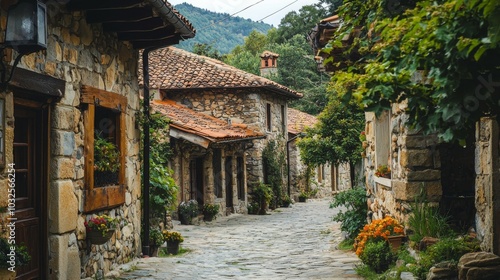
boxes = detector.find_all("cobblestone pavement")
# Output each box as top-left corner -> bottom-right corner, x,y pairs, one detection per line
118,199 -> 361,280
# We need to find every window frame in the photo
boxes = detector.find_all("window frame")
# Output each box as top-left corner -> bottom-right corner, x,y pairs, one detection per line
266,103 -> 271,131
81,85 -> 127,213
374,110 -> 392,187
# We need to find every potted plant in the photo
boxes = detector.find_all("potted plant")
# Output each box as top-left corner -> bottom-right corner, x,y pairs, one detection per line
298,191 -> 308,202
148,228 -> 164,257
84,214 -> 118,245
354,216 -> 405,255
375,164 -> 391,179
0,238 -> 31,279
281,194 -> 292,207
178,200 -> 199,225
94,133 -> 120,187
252,182 -> 272,215
247,202 -> 259,215
202,204 -> 220,222
162,230 -> 184,255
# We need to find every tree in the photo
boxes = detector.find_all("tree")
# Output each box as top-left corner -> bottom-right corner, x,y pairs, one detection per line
274,5 -> 327,44
317,0 -> 343,15
192,43 -> 223,60
224,50 -> 261,75
297,96 -> 365,184
325,0 -> 500,143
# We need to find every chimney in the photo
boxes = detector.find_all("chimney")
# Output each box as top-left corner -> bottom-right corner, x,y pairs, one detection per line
259,50 -> 279,77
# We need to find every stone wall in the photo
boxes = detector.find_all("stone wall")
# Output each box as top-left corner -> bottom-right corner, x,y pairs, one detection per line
475,117 -> 500,254
363,102 -> 442,224
171,139 -> 249,216
165,89 -> 289,192
0,2 -> 142,278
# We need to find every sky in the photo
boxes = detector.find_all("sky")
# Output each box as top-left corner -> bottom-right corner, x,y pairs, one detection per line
168,0 -> 320,27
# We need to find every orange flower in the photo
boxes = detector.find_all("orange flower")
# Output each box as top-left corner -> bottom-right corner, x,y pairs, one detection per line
353,216 -> 405,256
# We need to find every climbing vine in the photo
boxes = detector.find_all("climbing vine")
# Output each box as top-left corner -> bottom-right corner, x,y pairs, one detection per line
324,0 -> 500,143
262,140 -> 287,208
139,104 -> 178,225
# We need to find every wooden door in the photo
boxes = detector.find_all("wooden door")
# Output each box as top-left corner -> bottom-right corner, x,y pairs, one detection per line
189,157 -> 204,205
225,157 -> 233,209
14,104 -> 48,279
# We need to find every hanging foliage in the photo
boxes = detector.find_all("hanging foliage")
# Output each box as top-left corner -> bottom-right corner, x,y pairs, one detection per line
324,0 -> 500,143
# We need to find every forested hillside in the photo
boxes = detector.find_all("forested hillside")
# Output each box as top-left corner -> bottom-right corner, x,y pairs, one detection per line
174,3 -> 272,54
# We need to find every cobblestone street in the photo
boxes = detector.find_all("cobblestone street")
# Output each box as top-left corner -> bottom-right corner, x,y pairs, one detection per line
118,199 -> 361,280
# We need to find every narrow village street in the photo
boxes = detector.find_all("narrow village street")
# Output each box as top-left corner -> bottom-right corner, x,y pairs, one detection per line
118,199 -> 361,280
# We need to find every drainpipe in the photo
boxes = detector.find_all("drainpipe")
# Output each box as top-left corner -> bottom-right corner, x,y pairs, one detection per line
141,41 -> 177,256
141,0 -> 195,257
286,133 -> 305,197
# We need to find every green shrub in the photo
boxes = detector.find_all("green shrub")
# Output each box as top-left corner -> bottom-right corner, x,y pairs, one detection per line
408,190 -> 453,243
330,186 -> 367,238
414,237 -> 481,279
202,204 -> 220,221
359,240 -> 395,273
247,202 -> 260,215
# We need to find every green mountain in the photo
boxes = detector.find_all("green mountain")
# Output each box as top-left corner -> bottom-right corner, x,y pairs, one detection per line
174,3 -> 272,54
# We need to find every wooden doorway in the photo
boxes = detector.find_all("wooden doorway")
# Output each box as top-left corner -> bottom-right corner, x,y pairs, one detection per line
225,157 -> 233,212
189,157 -> 204,206
14,102 -> 48,279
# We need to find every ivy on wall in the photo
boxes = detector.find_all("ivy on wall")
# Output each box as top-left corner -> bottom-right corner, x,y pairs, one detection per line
324,0 -> 500,143
262,140 -> 287,208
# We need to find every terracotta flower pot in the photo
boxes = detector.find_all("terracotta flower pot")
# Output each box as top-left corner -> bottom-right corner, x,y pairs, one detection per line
387,235 -> 405,252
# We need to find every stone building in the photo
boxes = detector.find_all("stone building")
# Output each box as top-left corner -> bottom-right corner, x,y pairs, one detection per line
151,99 -> 264,215
309,15 -> 498,253
287,108 -> 353,200
0,0 -> 194,279
145,46 -> 302,212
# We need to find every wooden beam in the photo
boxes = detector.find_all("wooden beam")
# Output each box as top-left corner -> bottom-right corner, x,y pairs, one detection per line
80,85 -> 127,111
10,67 -> 65,98
66,0 -> 141,11
85,7 -> 153,24
103,18 -> 166,33
132,36 -> 180,49
117,25 -> 176,41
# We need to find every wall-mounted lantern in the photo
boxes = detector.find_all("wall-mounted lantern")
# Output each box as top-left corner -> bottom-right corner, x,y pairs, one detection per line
0,0 -> 47,89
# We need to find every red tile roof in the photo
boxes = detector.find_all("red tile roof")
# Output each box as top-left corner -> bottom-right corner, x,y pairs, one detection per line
143,47 -> 303,99
260,50 -> 279,58
152,99 -> 264,142
288,108 -> 318,135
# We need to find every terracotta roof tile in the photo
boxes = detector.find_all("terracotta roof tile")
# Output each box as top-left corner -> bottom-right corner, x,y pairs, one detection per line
260,50 -> 279,58
142,47 -> 302,99
152,99 -> 264,142
288,108 -> 318,135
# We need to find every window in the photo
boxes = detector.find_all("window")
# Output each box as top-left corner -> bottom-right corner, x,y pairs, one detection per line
213,149 -> 222,198
281,105 -> 286,133
82,85 -> 127,212
237,156 -> 244,200
375,111 -> 391,169
266,103 -> 271,131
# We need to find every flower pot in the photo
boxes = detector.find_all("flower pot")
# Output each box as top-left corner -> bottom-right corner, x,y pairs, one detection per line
0,269 -> 15,280
87,229 -> 115,245
387,235 -> 405,252
203,214 -> 215,222
179,215 -> 193,225
149,245 -> 159,257
166,241 -> 180,255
